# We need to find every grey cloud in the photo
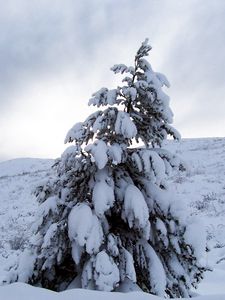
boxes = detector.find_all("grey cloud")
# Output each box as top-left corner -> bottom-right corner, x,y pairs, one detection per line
165,1 -> 225,97
0,0 -> 225,160
0,0 -> 171,97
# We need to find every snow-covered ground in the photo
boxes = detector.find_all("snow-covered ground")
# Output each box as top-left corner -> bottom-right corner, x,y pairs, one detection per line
0,158 -> 54,285
1,282 -> 225,300
0,137 -> 225,299
165,137 -> 225,295
0,158 -> 54,251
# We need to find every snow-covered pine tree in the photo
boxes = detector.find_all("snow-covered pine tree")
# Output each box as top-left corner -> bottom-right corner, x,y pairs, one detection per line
10,39 -> 206,297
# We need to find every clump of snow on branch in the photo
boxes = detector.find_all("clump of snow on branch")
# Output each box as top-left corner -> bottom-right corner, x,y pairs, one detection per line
94,251 -> 120,291
123,185 -> 149,233
115,112 -> 137,139
85,140 -> 108,169
92,169 -> 115,217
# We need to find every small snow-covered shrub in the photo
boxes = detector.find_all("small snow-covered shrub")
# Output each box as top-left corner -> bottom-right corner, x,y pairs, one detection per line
194,192 -> 225,216
206,224 -> 225,249
5,40 -> 207,297
8,236 -> 25,251
173,174 -> 186,184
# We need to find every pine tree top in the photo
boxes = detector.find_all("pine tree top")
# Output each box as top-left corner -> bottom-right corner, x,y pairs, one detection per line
64,39 -> 180,171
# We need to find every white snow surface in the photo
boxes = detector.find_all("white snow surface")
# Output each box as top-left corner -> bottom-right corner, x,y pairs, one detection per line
1,137 -> 225,298
0,158 -> 54,283
1,282 -> 225,300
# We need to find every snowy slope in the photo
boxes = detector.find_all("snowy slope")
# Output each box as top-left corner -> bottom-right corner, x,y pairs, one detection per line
164,137 -> 225,295
0,137 -> 225,298
0,158 -> 54,284
165,138 -> 225,251
0,158 -> 54,249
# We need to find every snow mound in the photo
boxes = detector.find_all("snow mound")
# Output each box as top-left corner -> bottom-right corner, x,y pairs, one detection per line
1,283 -> 225,300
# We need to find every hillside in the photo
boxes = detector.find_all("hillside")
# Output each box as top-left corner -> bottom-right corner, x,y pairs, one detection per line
0,158 -> 54,284
0,137 -> 225,298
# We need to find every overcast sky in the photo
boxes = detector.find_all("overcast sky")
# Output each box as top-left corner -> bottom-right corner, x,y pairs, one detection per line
0,0 -> 225,161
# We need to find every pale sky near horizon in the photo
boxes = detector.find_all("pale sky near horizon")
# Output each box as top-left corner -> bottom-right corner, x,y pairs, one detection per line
0,0 -> 225,161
